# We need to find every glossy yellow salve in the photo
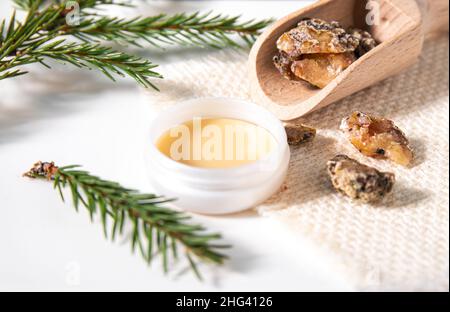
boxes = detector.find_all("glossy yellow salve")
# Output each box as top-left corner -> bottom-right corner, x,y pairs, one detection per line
156,118 -> 277,168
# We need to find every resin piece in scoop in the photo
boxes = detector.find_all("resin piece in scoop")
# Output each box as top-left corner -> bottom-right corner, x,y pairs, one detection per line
276,19 -> 359,58
348,28 -> 377,57
291,52 -> 356,88
327,155 -> 395,203
340,112 -> 414,166
273,52 -> 298,81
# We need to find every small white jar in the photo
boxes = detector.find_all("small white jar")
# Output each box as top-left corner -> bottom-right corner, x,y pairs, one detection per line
145,98 -> 290,215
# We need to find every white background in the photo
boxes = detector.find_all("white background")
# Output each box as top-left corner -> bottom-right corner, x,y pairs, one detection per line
0,1 -> 355,291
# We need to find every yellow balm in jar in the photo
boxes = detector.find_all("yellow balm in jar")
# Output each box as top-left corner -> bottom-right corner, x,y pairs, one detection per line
155,118 -> 277,169
146,98 -> 290,214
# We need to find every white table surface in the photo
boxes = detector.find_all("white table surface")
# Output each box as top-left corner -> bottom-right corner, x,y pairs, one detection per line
0,0 -> 355,291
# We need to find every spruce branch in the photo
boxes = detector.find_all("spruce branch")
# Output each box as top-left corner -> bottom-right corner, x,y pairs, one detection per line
61,12 -> 274,48
1,1 -> 162,87
29,40 -> 162,88
24,161 -> 229,279
2,0 -> 272,86
13,1 -> 273,48
13,0 -> 131,10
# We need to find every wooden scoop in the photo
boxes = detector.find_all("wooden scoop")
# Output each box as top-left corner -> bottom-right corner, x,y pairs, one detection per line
249,0 -> 449,120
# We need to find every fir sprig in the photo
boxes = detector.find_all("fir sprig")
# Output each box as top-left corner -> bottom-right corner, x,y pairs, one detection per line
62,12 -> 274,48
0,2 -> 162,87
24,161 -> 229,279
2,0 -> 272,86
12,0 -> 131,10
29,40 -> 162,88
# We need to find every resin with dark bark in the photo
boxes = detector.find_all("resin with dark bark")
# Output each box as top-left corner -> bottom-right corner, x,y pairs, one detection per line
284,122 -> 316,145
273,18 -> 377,88
327,155 -> 395,203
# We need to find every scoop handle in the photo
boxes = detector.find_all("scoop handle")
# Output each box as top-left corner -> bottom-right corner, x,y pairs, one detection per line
416,0 -> 449,37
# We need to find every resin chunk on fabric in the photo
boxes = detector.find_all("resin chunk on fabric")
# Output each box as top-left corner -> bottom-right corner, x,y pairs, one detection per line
340,112 -> 414,166
284,122 -> 316,145
327,155 -> 395,203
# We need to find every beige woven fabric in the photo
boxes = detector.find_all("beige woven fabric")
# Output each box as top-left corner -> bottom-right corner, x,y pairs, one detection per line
143,36 -> 449,291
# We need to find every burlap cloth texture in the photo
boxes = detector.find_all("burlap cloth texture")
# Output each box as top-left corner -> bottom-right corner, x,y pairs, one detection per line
143,37 -> 449,291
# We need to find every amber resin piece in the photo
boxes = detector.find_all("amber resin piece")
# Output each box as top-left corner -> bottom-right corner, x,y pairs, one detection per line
273,18 -> 378,88
340,112 -> 414,166
291,53 -> 355,88
348,28 -> 377,57
276,19 -> 359,58
284,122 -> 316,145
327,155 -> 395,203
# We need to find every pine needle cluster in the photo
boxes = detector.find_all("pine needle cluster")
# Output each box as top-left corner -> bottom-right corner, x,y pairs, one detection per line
24,161 -> 229,279
1,0 -> 273,88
